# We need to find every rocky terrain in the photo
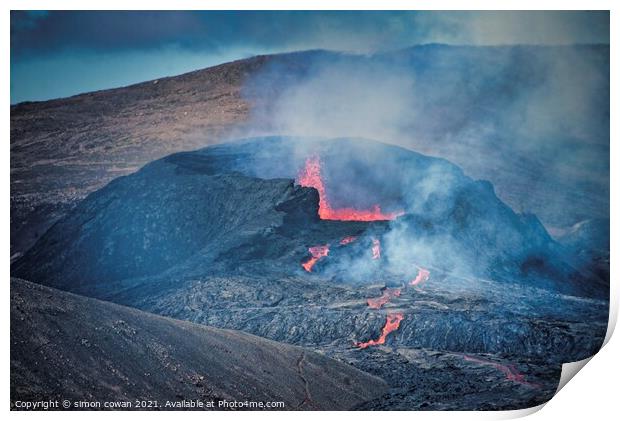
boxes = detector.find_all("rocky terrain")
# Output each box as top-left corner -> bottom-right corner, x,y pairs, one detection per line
11,45 -> 609,259
10,44 -> 609,411
10,53 -> 264,257
12,137 -> 608,410
14,136 -> 608,299
11,278 -> 387,410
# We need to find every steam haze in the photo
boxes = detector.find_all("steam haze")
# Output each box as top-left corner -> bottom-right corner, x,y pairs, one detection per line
240,44 -> 609,230
10,11 -> 611,409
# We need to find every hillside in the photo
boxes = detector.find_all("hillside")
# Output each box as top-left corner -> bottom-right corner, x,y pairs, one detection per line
10,54 -> 261,256
14,136 -> 607,299
10,278 -> 387,410
11,45 -> 609,259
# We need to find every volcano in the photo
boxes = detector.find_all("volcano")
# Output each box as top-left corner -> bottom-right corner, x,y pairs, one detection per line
14,136 -> 607,299
12,136 -> 608,410
297,156 -> 404,221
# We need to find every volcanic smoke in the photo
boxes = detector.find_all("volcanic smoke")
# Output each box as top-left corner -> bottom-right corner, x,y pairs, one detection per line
357,313 -> 404,349
297,156 -> 404,221
302,245 -> 330,272
367,288 -> 402,309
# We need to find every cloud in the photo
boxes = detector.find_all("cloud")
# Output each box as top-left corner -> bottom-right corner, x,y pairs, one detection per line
11,11 -> 609,57
456,11 -> 609,46
10,11 -> 609,103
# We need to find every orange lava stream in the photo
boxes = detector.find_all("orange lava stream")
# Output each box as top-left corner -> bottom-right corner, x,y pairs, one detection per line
357,313 -> 404,349
340,236 -> 358,245
301,245 -> 330,272
462,355 -> 540,387
409,267 -> 430,286
367,288 -> 402,309
297,156 -> 404,221
371,238 -> 381,259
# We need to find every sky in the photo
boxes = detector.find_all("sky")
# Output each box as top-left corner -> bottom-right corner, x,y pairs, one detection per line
10,10 -> 610,104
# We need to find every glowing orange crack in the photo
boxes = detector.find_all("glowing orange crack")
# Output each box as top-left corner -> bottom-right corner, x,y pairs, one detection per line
301,244 -> 330,272
357,313 -> 404,349
409,267 -> 430,286
297,156 -> 404,221
367,288 -> 402,309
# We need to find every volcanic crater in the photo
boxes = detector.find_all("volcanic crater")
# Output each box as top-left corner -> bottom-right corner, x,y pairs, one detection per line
12,136 -> 608,410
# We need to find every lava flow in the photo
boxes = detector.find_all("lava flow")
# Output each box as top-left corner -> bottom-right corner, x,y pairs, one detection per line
357,313 -> 404,349
301,245 -> 330,272
462,355 -> 540,388
297,156 -> 404,221
340,235 -> 358,245
371,238 -> 381,259
367,288 -> 402,309
410,267 -> 430,286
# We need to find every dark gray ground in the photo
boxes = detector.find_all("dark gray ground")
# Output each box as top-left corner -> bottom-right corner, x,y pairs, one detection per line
12,137 -> 608,410
11,278 -> 387,410
10,46 -> 609,411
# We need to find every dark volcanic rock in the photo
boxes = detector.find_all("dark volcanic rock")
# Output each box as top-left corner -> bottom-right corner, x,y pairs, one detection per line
115,271 -> 606,364
11,45 -> 609,261
14,136 -> 607,299
327,346 -> 561,410
13,162 -> 320,292
11,136 -> 609,410
10,278 -> 387,410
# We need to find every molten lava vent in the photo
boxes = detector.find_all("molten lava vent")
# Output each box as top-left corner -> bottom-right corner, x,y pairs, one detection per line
302,244 -> 330,272
296,156 -> 404,221
410,267 -> 430,286
357,313 -> 405,349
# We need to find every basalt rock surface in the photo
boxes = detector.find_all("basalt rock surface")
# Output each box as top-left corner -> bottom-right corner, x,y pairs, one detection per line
14,136 -> 608,299
12,137 -> 608,410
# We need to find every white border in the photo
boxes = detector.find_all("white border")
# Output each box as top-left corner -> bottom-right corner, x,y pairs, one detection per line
3,2 -> 617,420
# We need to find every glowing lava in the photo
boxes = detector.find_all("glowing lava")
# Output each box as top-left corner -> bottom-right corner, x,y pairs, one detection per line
297,156 -> 404,221
301,245 -> 330,272
357,313 -> 404,349
340,235 -> 358,245
367,288 -> 402,309
463,355 -> 540,388
371,238 -> 381,259
410,267 -> 430,286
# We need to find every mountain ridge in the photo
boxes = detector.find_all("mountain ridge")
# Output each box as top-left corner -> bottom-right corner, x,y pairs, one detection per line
11,44 -> 609,259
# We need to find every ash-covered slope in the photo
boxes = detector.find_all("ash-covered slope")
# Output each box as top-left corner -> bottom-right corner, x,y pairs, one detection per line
11,278 -> 386,410
9,50 -> 333,258
13,155 -> 321,292
9,53 -> 260,245
14,136 -> 606,299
